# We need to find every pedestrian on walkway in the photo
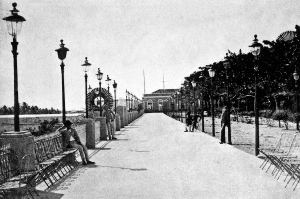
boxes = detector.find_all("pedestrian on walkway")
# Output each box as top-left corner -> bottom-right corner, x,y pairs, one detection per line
58,120 -> 95,165
192,111 -> 201,132
103,106 -> 117,140
184,111 -> 193,132
220,106 -> 229,144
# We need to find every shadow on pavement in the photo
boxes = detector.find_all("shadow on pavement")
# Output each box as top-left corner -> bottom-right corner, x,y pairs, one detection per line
9,190 -> 64,199
35,190 -> 64,199
93,147 -> 111,150
97,165 -> 147,171
111,139 -> 130,141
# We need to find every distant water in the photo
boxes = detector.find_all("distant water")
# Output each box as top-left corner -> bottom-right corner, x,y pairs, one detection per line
0,113 -> 82,119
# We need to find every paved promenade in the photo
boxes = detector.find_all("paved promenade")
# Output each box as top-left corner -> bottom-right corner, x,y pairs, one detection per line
41,113 -> 300,199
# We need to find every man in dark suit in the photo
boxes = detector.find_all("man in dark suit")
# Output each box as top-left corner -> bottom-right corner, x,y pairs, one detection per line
58,120 -> 95,165
220,106 -> 229,144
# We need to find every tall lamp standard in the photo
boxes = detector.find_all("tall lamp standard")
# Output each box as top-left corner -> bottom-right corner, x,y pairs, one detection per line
249,34 -> 262,156
3,3 -> 26,131
96,68 -> 104,115
177,90 -> 182,122
131,93 -> 133,111
82,57 -> 91,118
191,81 -> 197,116
55,40 -> 69,123
293,70 -> 299,130
106,75 -> 111,93
223,54 -> 232,144
175,91 -> 179,118
88,85 -> 92,115
125,90 -> 128,111
88,85 -> 92,93
113,80 -> 117,114
199,67 -> 205,132
180,88 -> 183,122
208,67 -> 216,137
127,92 -> 131,111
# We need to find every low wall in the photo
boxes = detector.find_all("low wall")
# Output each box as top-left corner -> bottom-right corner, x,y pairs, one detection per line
0,115 -> 83,125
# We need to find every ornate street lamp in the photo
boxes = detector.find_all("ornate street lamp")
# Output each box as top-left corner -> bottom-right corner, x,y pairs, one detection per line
223,54 -> 232,144
96,68 -> 103,115
180,87 -> 183,122
126,90 -> 128,111
199,67 -> 205,132
208,67 -> 216,137
176,90 -> 181,121
293,70 -> 299,130
82,57 -> 91,118
130,93 -> 134,111
88,85 -> 92,93
113,80 -> 117,114
55,40 -> 69,123
191,80 -> 197,117
3,2 -> 26,131
106,75 -> 111,93
249,34 -> 263,156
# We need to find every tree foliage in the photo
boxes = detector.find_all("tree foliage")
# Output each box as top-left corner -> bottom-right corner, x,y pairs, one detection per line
0,102 -> 61,115
181,25 -> 300,112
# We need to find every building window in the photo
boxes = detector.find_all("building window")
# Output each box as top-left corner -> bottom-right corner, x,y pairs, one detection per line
158,99 -> 163,111
147,100 -> 153,110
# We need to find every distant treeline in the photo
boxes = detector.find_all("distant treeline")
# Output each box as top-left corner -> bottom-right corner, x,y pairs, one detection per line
0,102 -> 61,115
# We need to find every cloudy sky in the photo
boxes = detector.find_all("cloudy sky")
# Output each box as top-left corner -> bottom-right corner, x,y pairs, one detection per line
0,0 -> 299,110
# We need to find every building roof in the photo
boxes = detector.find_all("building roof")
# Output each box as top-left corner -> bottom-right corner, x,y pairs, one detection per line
142,89 -> 179,100
152,89 -> 178,94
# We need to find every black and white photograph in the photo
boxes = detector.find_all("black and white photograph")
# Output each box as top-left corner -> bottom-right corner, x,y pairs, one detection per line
1,0 -> 300,198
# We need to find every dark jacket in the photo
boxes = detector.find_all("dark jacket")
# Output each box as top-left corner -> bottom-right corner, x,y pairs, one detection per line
103,109 -> 115,123
186,114 -> 193,125
221,107 -> 229,126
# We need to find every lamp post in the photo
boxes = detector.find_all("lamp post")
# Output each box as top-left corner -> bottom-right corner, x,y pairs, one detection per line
113,80 -> 117,114
223,54 -> 232,144
249,34 -> 262,156
3,3 -> 26,131
131,93 -> 133,111
293,70 -> 299,130
208,67 -> 216,137
106,75 -> 111,93
88,85 -> 92,93
171,97 -> 174,115
180,88 -> 183,122
175,91 -> 178,119
126,90 -> 127,111
96,68 -> 103,116
191,81 -> 197,117
199,68 -> 205,132
82,57 -> 91,118
127,92 -> 130,111
176,90 -> 181,121
55,40 -> 69,123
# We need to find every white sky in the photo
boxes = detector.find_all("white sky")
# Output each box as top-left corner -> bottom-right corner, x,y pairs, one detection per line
0,0 -> 300,110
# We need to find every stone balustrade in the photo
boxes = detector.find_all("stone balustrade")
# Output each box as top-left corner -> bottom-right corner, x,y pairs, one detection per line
0,107 -> 144,168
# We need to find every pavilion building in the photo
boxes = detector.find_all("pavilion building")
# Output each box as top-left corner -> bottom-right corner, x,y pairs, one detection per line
142,89 -> 178,112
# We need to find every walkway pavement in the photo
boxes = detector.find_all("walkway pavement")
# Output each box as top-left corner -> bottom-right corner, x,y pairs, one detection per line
40,113 -> 300,199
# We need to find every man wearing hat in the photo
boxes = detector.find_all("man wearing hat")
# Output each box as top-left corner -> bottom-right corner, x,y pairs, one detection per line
102,106 -> 117,140
57,120 -> 95,165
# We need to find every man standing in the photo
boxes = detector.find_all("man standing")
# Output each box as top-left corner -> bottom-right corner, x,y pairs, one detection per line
192,111 -> 201,132
184,111 -> 193,132
220,106 -> 229,144
103,106 -> 117,140
57,120 -> 95,165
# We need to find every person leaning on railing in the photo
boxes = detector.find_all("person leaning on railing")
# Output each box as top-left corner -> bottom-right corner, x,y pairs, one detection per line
57,120 -> 95,165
